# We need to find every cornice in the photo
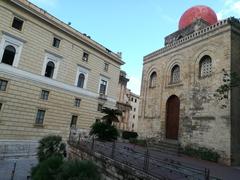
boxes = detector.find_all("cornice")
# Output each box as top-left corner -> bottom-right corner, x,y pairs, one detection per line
10,0 -> 124,65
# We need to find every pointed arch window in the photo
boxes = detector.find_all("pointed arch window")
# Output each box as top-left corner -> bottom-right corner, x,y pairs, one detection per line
171,65 -> 180,83
1,45 -> 16,66
45,61 -> 55,78
149,71 -> 157,88
199,55 -> 212,78
77,73 -> 85,88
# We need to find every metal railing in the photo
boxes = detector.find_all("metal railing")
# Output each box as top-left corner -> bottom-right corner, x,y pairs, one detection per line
68,132 -> 221,180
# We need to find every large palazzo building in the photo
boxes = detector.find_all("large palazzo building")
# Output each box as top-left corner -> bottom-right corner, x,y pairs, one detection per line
138,6 -> 240,165
0,0 -> 124,154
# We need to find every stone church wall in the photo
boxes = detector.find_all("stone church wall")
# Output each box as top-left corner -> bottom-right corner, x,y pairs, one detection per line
139,23 -> 233,164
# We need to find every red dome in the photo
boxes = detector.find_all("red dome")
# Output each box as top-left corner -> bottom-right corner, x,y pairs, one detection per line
179,5 -> 218,30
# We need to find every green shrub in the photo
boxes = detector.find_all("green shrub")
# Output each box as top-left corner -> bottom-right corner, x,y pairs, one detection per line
122,131 -> 138,140
129,138 -> 146,146
90,122 -> 119,141
183,145 -> 220,162
37,135 -> 66,162
57,160 -> 100,180
31,156 -> 63,180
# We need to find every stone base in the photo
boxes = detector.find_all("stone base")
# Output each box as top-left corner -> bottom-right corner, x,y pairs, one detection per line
0,140 -> 38,159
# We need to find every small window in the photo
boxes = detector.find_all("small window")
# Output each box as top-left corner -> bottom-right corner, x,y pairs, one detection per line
149,72 -> 157,88
77,73 -> 85,88
1,45 -> 16,66
104,62 -> 109,72
0,79 -> 8,91
199,55 -> 212,78
82,52 -> 89,62
70,115 -> 78,128
98,104 -> 103,111
134,108 -> 136,112
12,17 -> 24,31
35,109 -> 45,125
52,37 -> 61,48
135,99 -> 137,103
45,61 -> 55,78
99,79 -> 107,95
0,103 -> 2,111
40,90 -> 49,100
171,65 -> 180,84
131,97 -> 133,101
74,98 -> 81,107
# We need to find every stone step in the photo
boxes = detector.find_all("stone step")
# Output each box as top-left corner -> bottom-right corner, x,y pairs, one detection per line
148,140 -> 180,155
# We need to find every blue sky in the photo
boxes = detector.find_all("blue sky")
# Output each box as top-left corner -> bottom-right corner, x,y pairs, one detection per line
29,0 -> 240,95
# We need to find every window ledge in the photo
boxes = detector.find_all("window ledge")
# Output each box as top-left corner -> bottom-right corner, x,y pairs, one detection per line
199,75 -> 212,80
33,124 -> 44,128
166,82 -> 183,88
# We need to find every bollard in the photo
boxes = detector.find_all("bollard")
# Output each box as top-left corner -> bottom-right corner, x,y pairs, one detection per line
11,162 -> 16,180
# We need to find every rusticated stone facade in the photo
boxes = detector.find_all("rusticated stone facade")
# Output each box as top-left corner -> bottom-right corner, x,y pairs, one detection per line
0,0 -> 124,155
138,16 -> 240,165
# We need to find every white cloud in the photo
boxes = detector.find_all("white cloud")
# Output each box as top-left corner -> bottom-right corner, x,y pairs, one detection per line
217,0 -> 240,19
127,76 -> 141,95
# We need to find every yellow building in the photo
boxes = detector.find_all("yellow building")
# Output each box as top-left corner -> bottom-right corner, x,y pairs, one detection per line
0,0 -> 124,156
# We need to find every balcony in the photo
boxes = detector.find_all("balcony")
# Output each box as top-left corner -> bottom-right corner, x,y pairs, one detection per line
98,93 -> 107,101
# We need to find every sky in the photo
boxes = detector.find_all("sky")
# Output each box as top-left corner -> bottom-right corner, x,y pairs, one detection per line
29,0 -> 240,95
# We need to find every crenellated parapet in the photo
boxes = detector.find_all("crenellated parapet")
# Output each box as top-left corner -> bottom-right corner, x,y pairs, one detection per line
144,18 -> 240,62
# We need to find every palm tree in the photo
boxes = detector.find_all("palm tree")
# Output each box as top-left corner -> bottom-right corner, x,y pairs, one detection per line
101,107 -> 122,125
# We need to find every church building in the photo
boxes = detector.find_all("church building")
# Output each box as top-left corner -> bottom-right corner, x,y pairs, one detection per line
138,6 -> 240,165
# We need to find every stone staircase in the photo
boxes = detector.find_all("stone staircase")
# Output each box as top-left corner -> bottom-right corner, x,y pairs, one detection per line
148,139 -> 181,156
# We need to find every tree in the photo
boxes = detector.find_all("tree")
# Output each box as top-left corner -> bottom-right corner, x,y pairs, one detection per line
214,69 -> 240,108
101,107 -> 122,125
37,135 -> 66,162
57,160 -> 100,180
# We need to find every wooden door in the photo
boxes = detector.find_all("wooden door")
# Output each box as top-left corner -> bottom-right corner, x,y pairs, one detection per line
166,95 -> 180,140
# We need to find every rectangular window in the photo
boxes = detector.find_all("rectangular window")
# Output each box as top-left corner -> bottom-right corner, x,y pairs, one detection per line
135,99 -> 137,103
70,115 -> 78,128
12,17 -> 24,31
98,104 -> 103,111
52,37 -> 61,48
35,109 -> 45,125
99,79 -> 107,95
104,62 -> 109,72
0,79 -> 8,91
133,115 -> 135,119
0,103 -> 2,111
134,108 -> 136,112
74,98 -> 81,107
40,90 -> 49,100
82,52 -> 89,62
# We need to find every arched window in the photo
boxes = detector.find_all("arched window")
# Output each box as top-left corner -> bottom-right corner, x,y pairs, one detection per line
171,65 -> 180,83
45,61 -> 55,78
1,45 -> 16,65
199,55 -> 212,77
77,73 -> 85,88
149,72 -> 157,88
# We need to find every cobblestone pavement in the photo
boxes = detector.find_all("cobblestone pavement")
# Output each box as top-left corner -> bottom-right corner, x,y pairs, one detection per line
0,157 -> 37,180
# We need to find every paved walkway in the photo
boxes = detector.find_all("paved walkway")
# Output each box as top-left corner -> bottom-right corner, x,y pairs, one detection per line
0,157 -> 37,180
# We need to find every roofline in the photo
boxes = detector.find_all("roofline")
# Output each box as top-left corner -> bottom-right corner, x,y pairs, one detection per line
10,0 -> 125,65
144,17 -> 239,62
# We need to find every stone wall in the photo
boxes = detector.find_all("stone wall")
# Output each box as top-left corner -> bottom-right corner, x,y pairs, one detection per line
138,19 -> 235,165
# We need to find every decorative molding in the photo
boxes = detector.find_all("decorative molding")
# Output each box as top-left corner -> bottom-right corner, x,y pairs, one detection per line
0,34 -> 24,67
0,64 -> 116,103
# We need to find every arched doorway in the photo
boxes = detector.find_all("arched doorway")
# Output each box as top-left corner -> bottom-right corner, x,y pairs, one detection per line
166,95 -> 180,140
